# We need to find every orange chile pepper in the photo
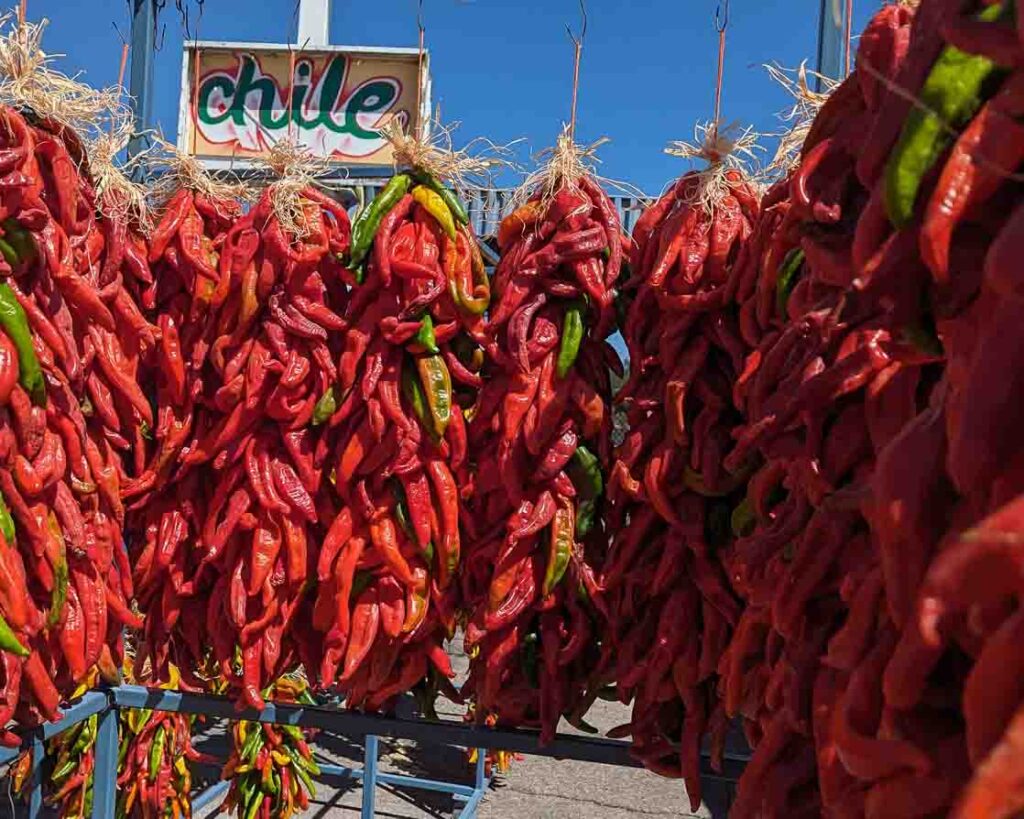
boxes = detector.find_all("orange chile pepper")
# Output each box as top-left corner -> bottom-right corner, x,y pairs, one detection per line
341,587 -> 380,682
402,566 -> 429,634
497,201 -> 543,251
426,458 -> 460,588
368,515 -> 416,587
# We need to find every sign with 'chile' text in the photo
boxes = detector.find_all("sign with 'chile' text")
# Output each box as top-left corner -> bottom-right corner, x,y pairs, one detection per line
178,42 -> 428,167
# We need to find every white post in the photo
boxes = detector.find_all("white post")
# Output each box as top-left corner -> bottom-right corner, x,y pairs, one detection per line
297,0 -> 332,46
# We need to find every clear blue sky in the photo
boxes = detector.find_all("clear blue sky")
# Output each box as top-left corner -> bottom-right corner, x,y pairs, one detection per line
35,0 -> 878,194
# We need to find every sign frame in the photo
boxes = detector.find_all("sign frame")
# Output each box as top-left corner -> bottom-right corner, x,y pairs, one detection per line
176,40 -> 432,174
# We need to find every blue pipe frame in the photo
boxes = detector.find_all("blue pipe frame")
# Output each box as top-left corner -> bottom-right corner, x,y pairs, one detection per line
0,685 -> 746,817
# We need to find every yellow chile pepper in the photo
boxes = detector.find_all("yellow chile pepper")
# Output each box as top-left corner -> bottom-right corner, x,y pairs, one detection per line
412,185 -> 457,241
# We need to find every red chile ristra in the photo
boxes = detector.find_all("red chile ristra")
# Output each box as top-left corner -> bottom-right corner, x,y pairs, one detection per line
0,105 -> 146,736
461,174 -> 623,743
605,162 -> 759,809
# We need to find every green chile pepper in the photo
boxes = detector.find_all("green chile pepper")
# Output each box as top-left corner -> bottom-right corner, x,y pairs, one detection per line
391,482 -> 415,540
416,354 -> 452,438
413,170 -> 469,225
2,220 -> 34,263
148,725 -> 166,778
0,239 -> 17,266
349,174 -> 411,269
0,283 -> 45,406
312,386 -> 339,426
0,613 -> 28,657
884,2 -> 1007,226
567,446 -> 603,538
242,781 -> 262,819
0,490 -> 16,546
51,756 -> 77,782
287,745 -> 320,776
241,724 -> 263,763
543,499 -> 574,595
401,362 -> 435,439
414,314 -> 439,354
775,248 -> 804,317
286,747 -> 318,792
556,301 -> 585,379
72,716 -> 96,756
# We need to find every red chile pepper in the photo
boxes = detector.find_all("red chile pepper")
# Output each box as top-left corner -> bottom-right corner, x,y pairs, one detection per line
377,575 -> 406,639
426,458 -> 460,588
368,515 -> 416,587
921,73 -> 1024,283
340,587 -> 381,682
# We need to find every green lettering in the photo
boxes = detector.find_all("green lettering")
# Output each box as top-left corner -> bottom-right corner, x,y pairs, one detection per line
292,61 -> 319,129
197,75 -> 236,126
342,80 -> 398,139
233,55 -> 287,129
317,56 -> 348,133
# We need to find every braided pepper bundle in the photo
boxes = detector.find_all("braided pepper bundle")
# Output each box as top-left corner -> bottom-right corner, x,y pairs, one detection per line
461,153 -> 623,742
128,181 -> 352,709
714,5 -> 986,817
0,102 -> 149,737
312,168 -> 482,711
12,675 -> 100,817
116,678 -> 212,819
830,2 -> 1024,817
603,163 -> 759,807
220,677 -> 320,818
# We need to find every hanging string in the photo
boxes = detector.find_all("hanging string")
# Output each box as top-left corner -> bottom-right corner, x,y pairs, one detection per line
112,42 -> 130,139
191,47 -> 202,154
286,0 -> 301,144
566,0 -> 586,143
843,0 -> 854,77
116,43 -> 129,93
712,0 -> 729,142
190,5 -> 207,155
415,0 -> 425,140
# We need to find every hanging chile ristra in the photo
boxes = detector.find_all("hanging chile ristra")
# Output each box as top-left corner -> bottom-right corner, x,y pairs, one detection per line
460,128 -> 624,743
219,677 -> 320,819
311,130 -> 491,713
603,119 -> 761,808
127,144 -> 353,710
0,21 -> 151,737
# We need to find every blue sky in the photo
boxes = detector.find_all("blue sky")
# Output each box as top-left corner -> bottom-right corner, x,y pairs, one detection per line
35,0 -> 878,195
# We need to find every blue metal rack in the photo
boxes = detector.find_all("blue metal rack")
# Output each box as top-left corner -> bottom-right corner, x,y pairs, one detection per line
0,685 -> 745,817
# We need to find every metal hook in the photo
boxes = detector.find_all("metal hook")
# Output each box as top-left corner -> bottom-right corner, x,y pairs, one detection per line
714,0 -> 729,33
566,0 -> 587,47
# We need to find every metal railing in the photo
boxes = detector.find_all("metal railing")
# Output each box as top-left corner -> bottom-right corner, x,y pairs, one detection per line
0,685 -> 747,818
